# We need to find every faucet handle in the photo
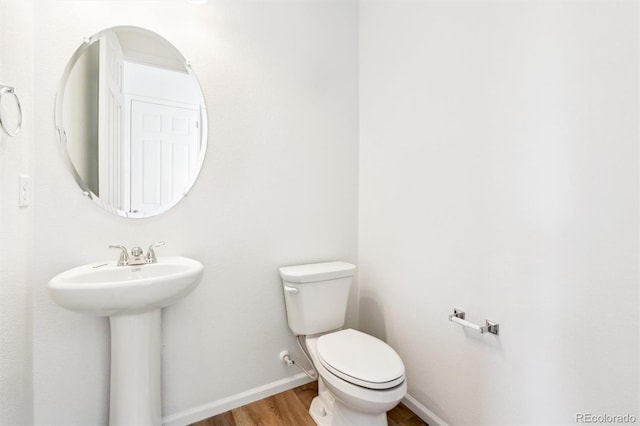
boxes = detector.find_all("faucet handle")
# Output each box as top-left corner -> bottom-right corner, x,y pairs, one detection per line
146,241 -> 165,263
109,245 -> 130,266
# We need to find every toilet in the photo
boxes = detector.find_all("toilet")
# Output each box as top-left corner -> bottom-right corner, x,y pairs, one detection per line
280,261 -> 407,426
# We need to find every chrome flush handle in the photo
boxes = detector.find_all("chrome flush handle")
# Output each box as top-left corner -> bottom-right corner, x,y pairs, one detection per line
109,245 -> 130,266
146,241 -> 165,264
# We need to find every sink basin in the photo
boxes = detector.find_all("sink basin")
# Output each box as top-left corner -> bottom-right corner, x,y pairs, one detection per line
48,256 -> 203,316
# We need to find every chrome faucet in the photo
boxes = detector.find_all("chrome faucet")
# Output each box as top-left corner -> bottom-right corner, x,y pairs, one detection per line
109,242 -> 165,266
129,247 -> 146,265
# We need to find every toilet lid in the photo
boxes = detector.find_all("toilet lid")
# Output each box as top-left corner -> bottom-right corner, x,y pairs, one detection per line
317,329 -> 405,390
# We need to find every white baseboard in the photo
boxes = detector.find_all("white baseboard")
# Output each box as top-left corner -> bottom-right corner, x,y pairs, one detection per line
402,393 -> 448,426
162,372 -> 314,426
162,374 -> 444,426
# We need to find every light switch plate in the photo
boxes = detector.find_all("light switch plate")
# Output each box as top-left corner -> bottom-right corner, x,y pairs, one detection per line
19,174 -> 29,208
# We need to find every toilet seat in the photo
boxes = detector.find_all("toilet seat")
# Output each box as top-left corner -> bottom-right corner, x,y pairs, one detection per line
317,329 -> 405,390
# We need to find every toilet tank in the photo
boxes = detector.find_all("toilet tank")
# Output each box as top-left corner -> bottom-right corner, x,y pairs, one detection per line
279,261 -> 356,336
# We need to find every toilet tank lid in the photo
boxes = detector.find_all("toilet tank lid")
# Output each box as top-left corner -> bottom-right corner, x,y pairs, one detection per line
279,261 -> 356,283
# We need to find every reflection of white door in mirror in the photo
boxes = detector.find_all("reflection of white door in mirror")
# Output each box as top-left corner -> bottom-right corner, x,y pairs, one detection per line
130,101 -> 200,216
98,30 -> 125,213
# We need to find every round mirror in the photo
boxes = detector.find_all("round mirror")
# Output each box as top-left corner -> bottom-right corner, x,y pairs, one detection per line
55,26 -> 208,218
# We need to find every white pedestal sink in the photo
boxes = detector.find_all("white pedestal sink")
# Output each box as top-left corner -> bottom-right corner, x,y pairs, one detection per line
48,256 -> 204,425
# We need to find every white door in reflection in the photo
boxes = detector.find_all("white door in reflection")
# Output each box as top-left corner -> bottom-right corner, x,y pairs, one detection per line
98,30 -> 125,212
130,100 -> 200,214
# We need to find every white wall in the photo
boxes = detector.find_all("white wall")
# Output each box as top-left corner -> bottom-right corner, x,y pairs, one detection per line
0,1 -> 34,425
359,1 -> 639,425
32,1 -> 358,424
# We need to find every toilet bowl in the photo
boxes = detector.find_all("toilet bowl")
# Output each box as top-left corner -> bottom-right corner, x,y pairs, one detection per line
305,329 -> 407,426
279,261 -> 407,425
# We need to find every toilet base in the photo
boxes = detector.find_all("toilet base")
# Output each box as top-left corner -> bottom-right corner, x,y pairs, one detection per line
310,378 -> 335,425
309,378 -> 389,426
310,396 -> 333,425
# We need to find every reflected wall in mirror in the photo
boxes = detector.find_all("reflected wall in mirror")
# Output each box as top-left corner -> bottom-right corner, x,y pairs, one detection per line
55,26 -> 208,218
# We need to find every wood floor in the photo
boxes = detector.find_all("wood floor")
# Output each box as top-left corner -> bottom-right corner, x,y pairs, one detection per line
192,381 -> 427,426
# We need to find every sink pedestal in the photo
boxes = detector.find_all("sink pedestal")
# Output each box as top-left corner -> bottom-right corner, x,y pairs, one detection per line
48,256 -> 204,425
109,310 -> 161,425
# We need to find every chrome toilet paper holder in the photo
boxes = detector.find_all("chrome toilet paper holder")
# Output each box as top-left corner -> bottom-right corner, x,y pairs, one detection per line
449,308 -> 499,335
